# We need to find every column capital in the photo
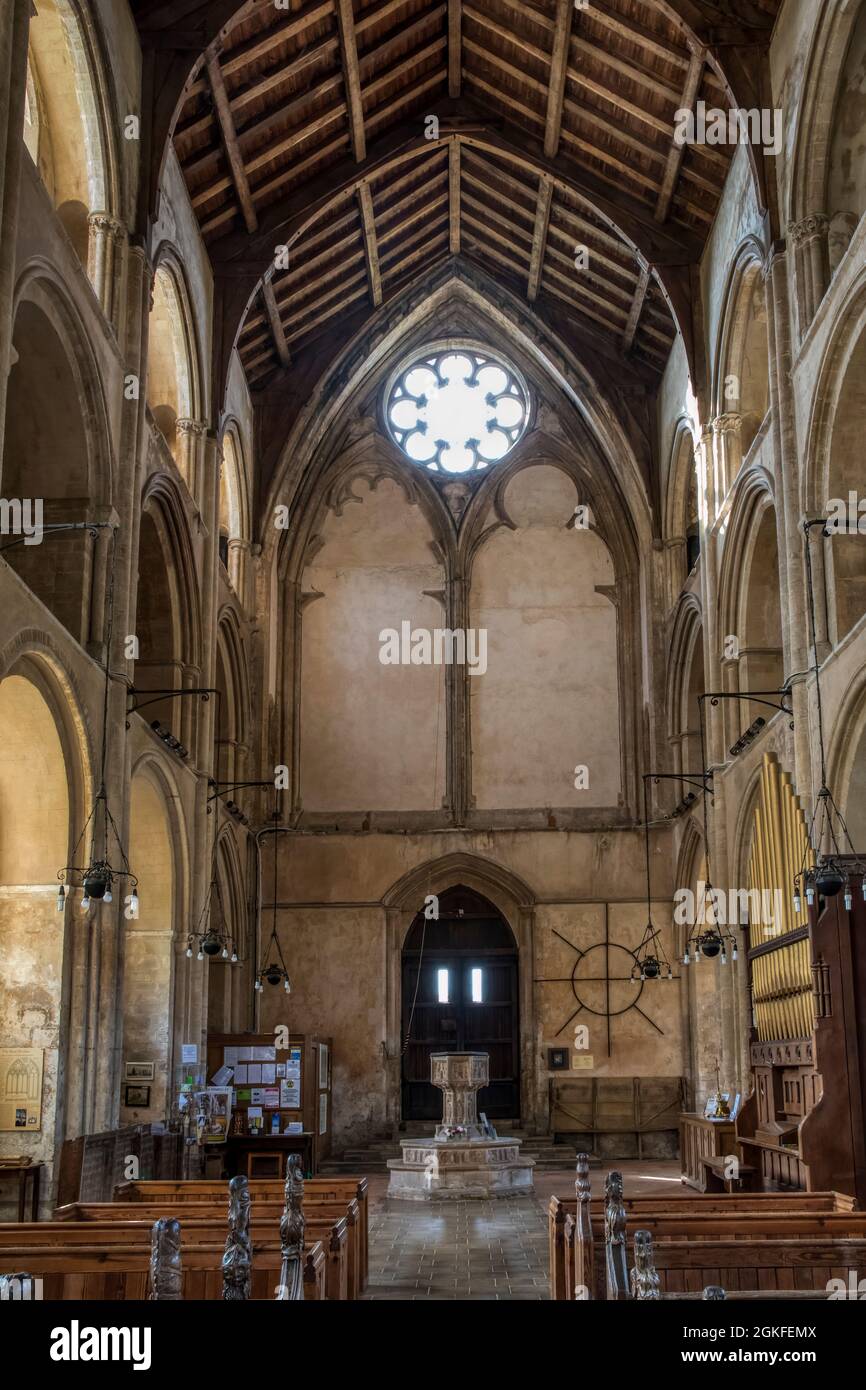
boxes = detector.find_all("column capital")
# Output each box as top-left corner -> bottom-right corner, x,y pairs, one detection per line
712,412 -> 743,437
176,417 -> 209,439
88,210 -> 124,237
788,213 -> 829,247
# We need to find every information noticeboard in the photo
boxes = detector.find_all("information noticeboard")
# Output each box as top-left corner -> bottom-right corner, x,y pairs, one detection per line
0,1047 -> 43,1131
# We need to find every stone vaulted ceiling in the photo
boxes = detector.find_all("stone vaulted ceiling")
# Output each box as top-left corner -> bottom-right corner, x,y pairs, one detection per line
134,0 -> 782,391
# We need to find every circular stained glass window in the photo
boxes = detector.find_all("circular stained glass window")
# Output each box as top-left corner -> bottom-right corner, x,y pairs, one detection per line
385,347 -> 529,473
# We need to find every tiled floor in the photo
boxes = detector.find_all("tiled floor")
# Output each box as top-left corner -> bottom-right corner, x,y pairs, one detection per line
362,1159 -> 682,1300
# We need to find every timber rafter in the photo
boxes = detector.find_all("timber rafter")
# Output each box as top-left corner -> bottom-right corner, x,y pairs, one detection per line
133,0 -> 781,393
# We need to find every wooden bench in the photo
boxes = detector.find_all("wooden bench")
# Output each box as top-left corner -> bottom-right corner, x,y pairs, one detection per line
111,1177 -> 369,1290
549,1153 -> 857,1299
597,1170 -> 866,1301
0,1237 -> 327,1300
700,1154 -> 758,1193
56,1199 -> 361,1301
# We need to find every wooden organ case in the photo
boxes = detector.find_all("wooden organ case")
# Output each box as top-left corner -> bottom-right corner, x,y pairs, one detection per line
736,754 -> 866,1203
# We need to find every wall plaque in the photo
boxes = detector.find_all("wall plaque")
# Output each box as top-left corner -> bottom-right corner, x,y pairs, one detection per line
0,1047 -> 43,1131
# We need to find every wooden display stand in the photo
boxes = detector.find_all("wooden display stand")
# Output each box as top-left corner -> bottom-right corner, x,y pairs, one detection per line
205,1032 -> 332,1179
678,1113 -> 737,1191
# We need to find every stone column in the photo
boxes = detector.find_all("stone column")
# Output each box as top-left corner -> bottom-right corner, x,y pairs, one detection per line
0,0 -> 31,480
87,213 -> 125,324
764,245 -> 812,804
175,418 -> 208,496
228,536 -> 251,607
806,516 -> 832,663
712,413 -> 743,501
64,242 -> 154,1141
789,214 -> 829,336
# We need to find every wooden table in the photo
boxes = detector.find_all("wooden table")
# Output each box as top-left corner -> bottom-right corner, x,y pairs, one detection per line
221,1133 -> 316,1180
0,1161 -> 41,1220
678,1113 -> 737,1191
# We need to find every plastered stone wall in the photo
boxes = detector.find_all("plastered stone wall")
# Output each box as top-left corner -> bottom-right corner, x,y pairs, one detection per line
268,824 -> 679,1144
300,475 -> 447,811
470,466 -> 621,811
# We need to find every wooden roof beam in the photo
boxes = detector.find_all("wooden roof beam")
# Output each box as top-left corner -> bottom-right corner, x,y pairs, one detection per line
337,0 -> 366,162
527,176 -> 552,302
656,46 -> 706,224
205,47 -> 258,234
622,261 -> 650,353
544,0 -> 572,158
449,0 -> 461,99
449,138 -> 461,253
262,277 -> 291,367
358,181 -> 383,307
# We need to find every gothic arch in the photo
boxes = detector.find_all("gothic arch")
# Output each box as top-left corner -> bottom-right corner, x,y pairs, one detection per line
667,593 -> 705,782
662,418 -> 700,607
382,851 -> 539,1128
711,240 -> 771,482
148,246 -> 205,469
803,264 -> 866,643
262,267 -> 654,574
25,0 -> 120,268
122,753 -> 189,1124
718,470 -> 784,689
4,264 -> 114,644
218,418 -> 251,592
790,0 -> 863,225
214,606 -> 250,787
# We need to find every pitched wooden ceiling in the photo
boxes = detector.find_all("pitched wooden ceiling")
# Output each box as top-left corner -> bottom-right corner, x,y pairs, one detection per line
147,0 -> 781,387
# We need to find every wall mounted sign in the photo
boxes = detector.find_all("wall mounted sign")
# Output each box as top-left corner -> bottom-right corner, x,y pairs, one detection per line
0,1048 -> 43,1131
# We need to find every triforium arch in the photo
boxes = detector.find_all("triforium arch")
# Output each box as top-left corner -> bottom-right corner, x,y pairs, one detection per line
214,606 -> 250,789
134,473 -> 203,747
24,0 -> 121,277
218,418 -> 251,597
788,0 -> 866,328
803,265 -> 866,647
717,470 -> 786,739
711,239 -> 771,500
4,262 -> 114,647
206,826 -> 249,1035
147,245 -> 205,477
382,852 -> 538,1131
667,592 -> 705,786
663,417 -> 701,609
826,665 -> 866,854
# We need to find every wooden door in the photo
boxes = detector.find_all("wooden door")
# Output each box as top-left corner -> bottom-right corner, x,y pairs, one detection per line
400,887 -> 520,1121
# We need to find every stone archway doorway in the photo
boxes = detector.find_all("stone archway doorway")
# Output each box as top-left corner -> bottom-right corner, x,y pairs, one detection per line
401,886 -> 520,1122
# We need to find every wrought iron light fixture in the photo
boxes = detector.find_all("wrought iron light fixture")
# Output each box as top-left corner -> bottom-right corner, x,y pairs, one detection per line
792,520 -> 866,912
635,775 -> 674,981
255,812 -> 291,993
58,530 -> 139,916
186,864 -> 238,963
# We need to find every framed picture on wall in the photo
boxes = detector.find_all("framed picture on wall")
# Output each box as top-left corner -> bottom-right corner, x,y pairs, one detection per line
547,1047 -> 569,1071
123,1084 -> 150,1108
318,1043 -> 329,1090
125,1062 -> 154,1081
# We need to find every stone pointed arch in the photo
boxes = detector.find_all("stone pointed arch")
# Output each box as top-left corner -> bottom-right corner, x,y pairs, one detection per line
382,851 -> 540,1132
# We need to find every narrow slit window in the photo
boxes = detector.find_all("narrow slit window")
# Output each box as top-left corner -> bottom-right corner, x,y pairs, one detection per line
437,968 -> 449,1004
471,967 -> 483,1003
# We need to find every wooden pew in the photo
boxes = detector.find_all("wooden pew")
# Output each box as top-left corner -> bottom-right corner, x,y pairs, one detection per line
57,1200 -> 360,1301
111,1176 -> 369,1290
629,1228 -> 859,1301
549,1153 -> 858,1300
0,1238 -> 327,1300
597,1173 -> 866,1301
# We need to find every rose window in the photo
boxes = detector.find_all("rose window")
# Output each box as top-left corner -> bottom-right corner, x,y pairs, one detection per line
386,349 -> 529,473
